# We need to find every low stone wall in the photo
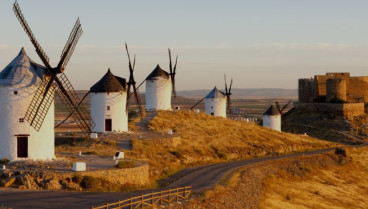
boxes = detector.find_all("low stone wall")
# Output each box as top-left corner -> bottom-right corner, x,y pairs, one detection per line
81,162 -> 149,185
0,161 -> 149,190
293,102 -> 364,117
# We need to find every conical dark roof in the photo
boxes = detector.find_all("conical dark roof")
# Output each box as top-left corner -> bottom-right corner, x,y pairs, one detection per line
146,65 -> 170,80
205,86 -> 226,99
90,69 -> 126,93
263,105 -> 281,116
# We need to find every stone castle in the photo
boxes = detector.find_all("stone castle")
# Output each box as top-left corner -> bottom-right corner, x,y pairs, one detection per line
297,72 -> 368,116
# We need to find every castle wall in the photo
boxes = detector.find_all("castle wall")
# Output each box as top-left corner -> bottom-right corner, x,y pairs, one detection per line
293,102 -> 364,117
313,73 -> 350,102
347,76 -> 368,103
326,78 -> 346,102
298,79 -> 314,103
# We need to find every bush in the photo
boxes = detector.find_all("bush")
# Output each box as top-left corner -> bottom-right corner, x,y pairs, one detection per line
0,158 -> 9,164
72,173 -> 83,184
81,176 -> 100,190
217,152 -> 228,160
329,98 -> 347,103
169,150 -> 183,159
335,147 -> 347,157
114,160 -> 135,169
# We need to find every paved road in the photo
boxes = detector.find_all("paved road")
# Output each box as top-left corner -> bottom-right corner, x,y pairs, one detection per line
0,148 -> 334,209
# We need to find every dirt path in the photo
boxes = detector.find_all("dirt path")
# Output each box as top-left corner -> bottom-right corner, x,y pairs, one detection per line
0,148 -> 335,209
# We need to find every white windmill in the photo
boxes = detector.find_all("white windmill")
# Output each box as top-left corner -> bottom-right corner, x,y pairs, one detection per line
0,2 -> 94,161
0,48 -> 55,161
190,75 -> 233,118
145,49 -> 178,111
262,105 -> 281,131
204,87 -> 227,118
90,69 -> 127,133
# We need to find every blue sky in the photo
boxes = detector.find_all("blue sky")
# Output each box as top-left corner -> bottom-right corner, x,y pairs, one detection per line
1,0 -> 368,90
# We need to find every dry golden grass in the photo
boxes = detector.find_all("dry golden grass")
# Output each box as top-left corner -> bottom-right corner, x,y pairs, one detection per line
127,110 -> 334,182
149,111 -> 332,155
260,147 -> 368,209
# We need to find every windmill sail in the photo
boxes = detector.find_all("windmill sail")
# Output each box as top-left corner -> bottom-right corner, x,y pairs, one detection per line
24,71 -> 55,131
13,1 -> 95,132
56,74 -> 94,132
125,43 -> 144,118
224,75 -> 233,114
168,49 -> 178,98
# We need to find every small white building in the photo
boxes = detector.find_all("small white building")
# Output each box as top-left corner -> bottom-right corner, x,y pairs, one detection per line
0,48 -> 55,161
90,69 -> 128,133
145,65 -> 172,111
262,105 -> 281,131
205,87 -> 227,118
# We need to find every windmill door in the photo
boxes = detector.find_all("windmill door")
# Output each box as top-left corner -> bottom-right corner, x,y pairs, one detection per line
17,137 -> 28,158
105,119 -> 112,132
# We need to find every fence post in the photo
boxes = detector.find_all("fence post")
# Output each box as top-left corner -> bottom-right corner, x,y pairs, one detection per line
169,189 -> 171,203
130,196 -> 133,209
141,194 -> 143,209
118,200 -> 121,208
184,187 -> 186,198
105,203 -> 109,209
160,191 -> 162,205
151,192 -> 153,206
190,186 -> 192,198
176,187 -> 179,202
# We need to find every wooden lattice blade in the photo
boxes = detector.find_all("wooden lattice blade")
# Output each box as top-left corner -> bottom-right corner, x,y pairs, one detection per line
55,73 -> 95,132
24,72 -> 55,131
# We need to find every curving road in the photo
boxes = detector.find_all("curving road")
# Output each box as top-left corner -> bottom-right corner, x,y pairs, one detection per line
0,148 -> 334,209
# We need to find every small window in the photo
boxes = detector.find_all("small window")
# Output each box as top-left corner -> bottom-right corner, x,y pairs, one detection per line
211,113 -> 214,115
211,106 -> 213,109
107,106 -> 110,111
19,118 -> 24,123
14,91 -> 18,95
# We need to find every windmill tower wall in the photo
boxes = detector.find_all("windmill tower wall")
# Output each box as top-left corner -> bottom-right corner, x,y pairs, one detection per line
145,77 -> 172,111
263,115 -> 281,131
0,49 -> 55,161
91,92 -> 127,132
205,98 -> 227,118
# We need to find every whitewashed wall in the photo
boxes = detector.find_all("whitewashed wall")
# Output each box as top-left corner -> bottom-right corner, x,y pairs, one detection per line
205,98 -> 227,118
91,92 -> 127,133
0,86 -> 55,161
145,77 -> 172,111
262,115 -> 281,131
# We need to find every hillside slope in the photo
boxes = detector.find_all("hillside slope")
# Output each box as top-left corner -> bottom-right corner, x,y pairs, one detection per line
127,111 -> 335,182
283,108 -> 368,144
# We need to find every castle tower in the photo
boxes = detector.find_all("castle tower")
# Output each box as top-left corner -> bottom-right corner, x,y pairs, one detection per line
326,78 -> 347,102
204,87 -> 227,118
0,48 -> 55,161
90,69 -> 128,132
145,65 -> 172,111
263,105 -> 281,131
